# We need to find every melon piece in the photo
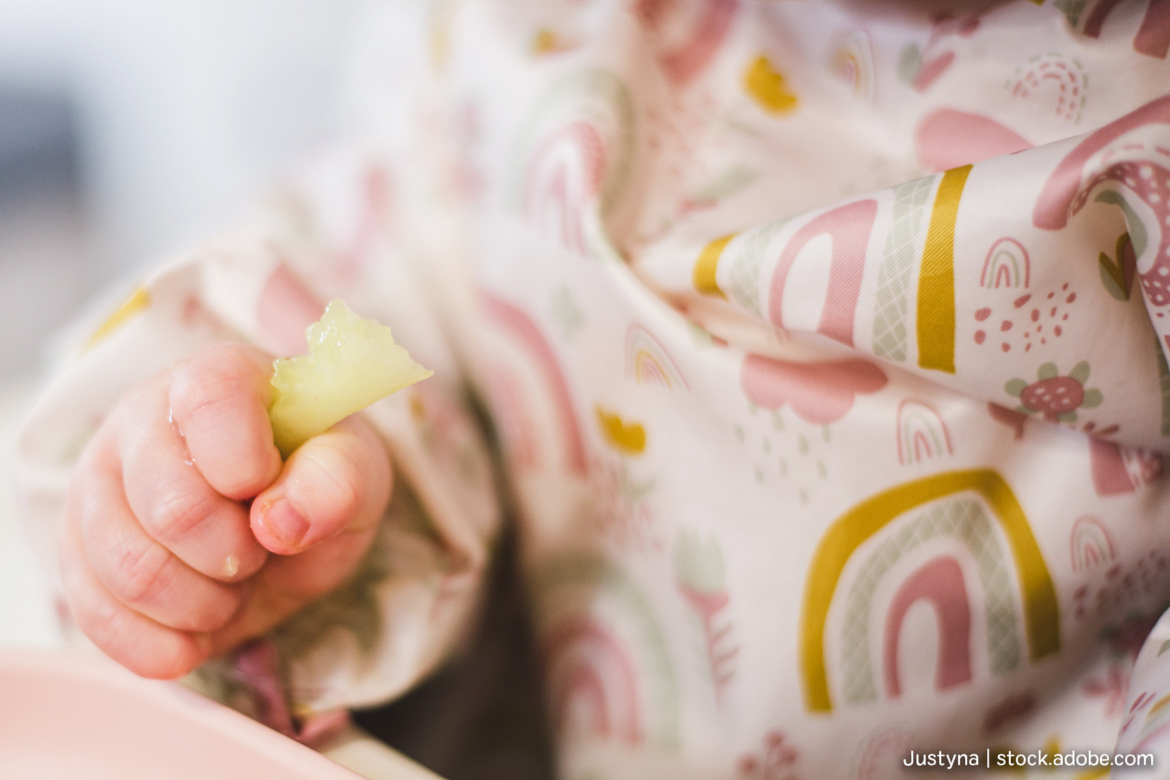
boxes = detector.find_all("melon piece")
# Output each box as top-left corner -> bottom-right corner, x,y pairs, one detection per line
268,299 -> 432,457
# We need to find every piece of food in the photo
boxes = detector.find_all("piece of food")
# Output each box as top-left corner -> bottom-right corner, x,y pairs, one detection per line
268,299 -> 432,457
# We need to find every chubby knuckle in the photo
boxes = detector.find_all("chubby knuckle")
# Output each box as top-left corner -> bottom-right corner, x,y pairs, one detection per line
108,619 -> 187,679
93,602 -> 130,648
114,541 -> 176,606
170,359 -> 247,425
74,592 -> 122,654
192,594 -> 239,633
211,342 -> 258,369
217,446 -> 272,497
149,482 -> 217,543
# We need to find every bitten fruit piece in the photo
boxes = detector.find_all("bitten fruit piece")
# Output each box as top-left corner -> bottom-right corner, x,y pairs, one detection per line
268,299 -> 432,457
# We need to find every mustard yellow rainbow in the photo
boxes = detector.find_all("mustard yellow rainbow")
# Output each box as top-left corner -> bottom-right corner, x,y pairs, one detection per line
800,469 -> 1059,712
917,165 -> 972,374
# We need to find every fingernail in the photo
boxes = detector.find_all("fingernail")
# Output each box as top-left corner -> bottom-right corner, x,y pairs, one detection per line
263,499 -> 309,546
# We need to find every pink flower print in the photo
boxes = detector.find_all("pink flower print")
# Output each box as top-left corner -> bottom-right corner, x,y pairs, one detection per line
1004,361 -> 1102,423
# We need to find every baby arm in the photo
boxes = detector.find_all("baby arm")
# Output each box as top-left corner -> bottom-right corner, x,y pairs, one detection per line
59,343 -> 392,679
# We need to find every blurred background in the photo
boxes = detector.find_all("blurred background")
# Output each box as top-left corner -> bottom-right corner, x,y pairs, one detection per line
0,0 -> 364,647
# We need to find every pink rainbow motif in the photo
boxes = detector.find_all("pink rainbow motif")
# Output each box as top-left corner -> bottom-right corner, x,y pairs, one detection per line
883,556 -> 973,697
545,618 -> 643,745
829,32 -> 875,102
483,366 -> 540,471
896,399 -> 954,465
524,121 -> 607,256
625,324 -> 688,390
1069,515 -> 1115,573
481,292 -> 587,475
767,199 -> 878,347
1008,55 -> 1087,123
980,237 -> 1031,289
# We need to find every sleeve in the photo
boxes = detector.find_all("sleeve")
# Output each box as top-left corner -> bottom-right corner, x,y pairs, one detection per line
14,139 -> 502,723
1114,607 -> 1170,766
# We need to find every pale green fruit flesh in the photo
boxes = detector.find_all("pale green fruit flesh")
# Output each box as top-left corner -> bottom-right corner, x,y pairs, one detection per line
268,299 -> 432,457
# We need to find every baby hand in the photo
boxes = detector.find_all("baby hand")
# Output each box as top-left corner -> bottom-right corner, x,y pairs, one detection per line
60,344 -> 392,678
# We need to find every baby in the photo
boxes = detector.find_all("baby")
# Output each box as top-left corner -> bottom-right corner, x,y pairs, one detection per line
18,0 -> 1170,777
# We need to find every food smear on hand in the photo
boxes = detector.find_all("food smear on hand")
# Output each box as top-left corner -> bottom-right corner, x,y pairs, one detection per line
268,299 -> 432,457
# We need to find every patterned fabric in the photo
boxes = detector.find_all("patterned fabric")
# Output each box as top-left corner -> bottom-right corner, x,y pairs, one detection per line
17,1 -> 1170,777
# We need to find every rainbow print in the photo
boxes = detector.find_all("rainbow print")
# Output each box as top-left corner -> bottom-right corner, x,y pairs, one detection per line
533,554 -> 679,748
483,366 -> 540,471
693,234 -> 734,299
524,122 -> 606,255
896,399 -> 954,465
839,497 -> 1024,705
625,325 -> 688,390
872,175 -> 935,362
800,469 -> 1059,713
829,32 -> 876,102
545,618 -> 643,744
917,165 -> 972,374
693,219 -> 791,317
1069,515 -> 1115,573
883,556 -> 972,696
980,237 -> 1031,289
514,70 -> 634,258
480,292 -> 587,475
767,198 -> 879,348
1008,54 -> 1087,124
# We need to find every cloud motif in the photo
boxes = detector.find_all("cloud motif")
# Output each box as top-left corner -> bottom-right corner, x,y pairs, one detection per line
740,355 -> 887,425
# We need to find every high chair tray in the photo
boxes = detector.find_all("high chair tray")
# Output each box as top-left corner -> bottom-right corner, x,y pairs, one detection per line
0,649 -> 439,779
